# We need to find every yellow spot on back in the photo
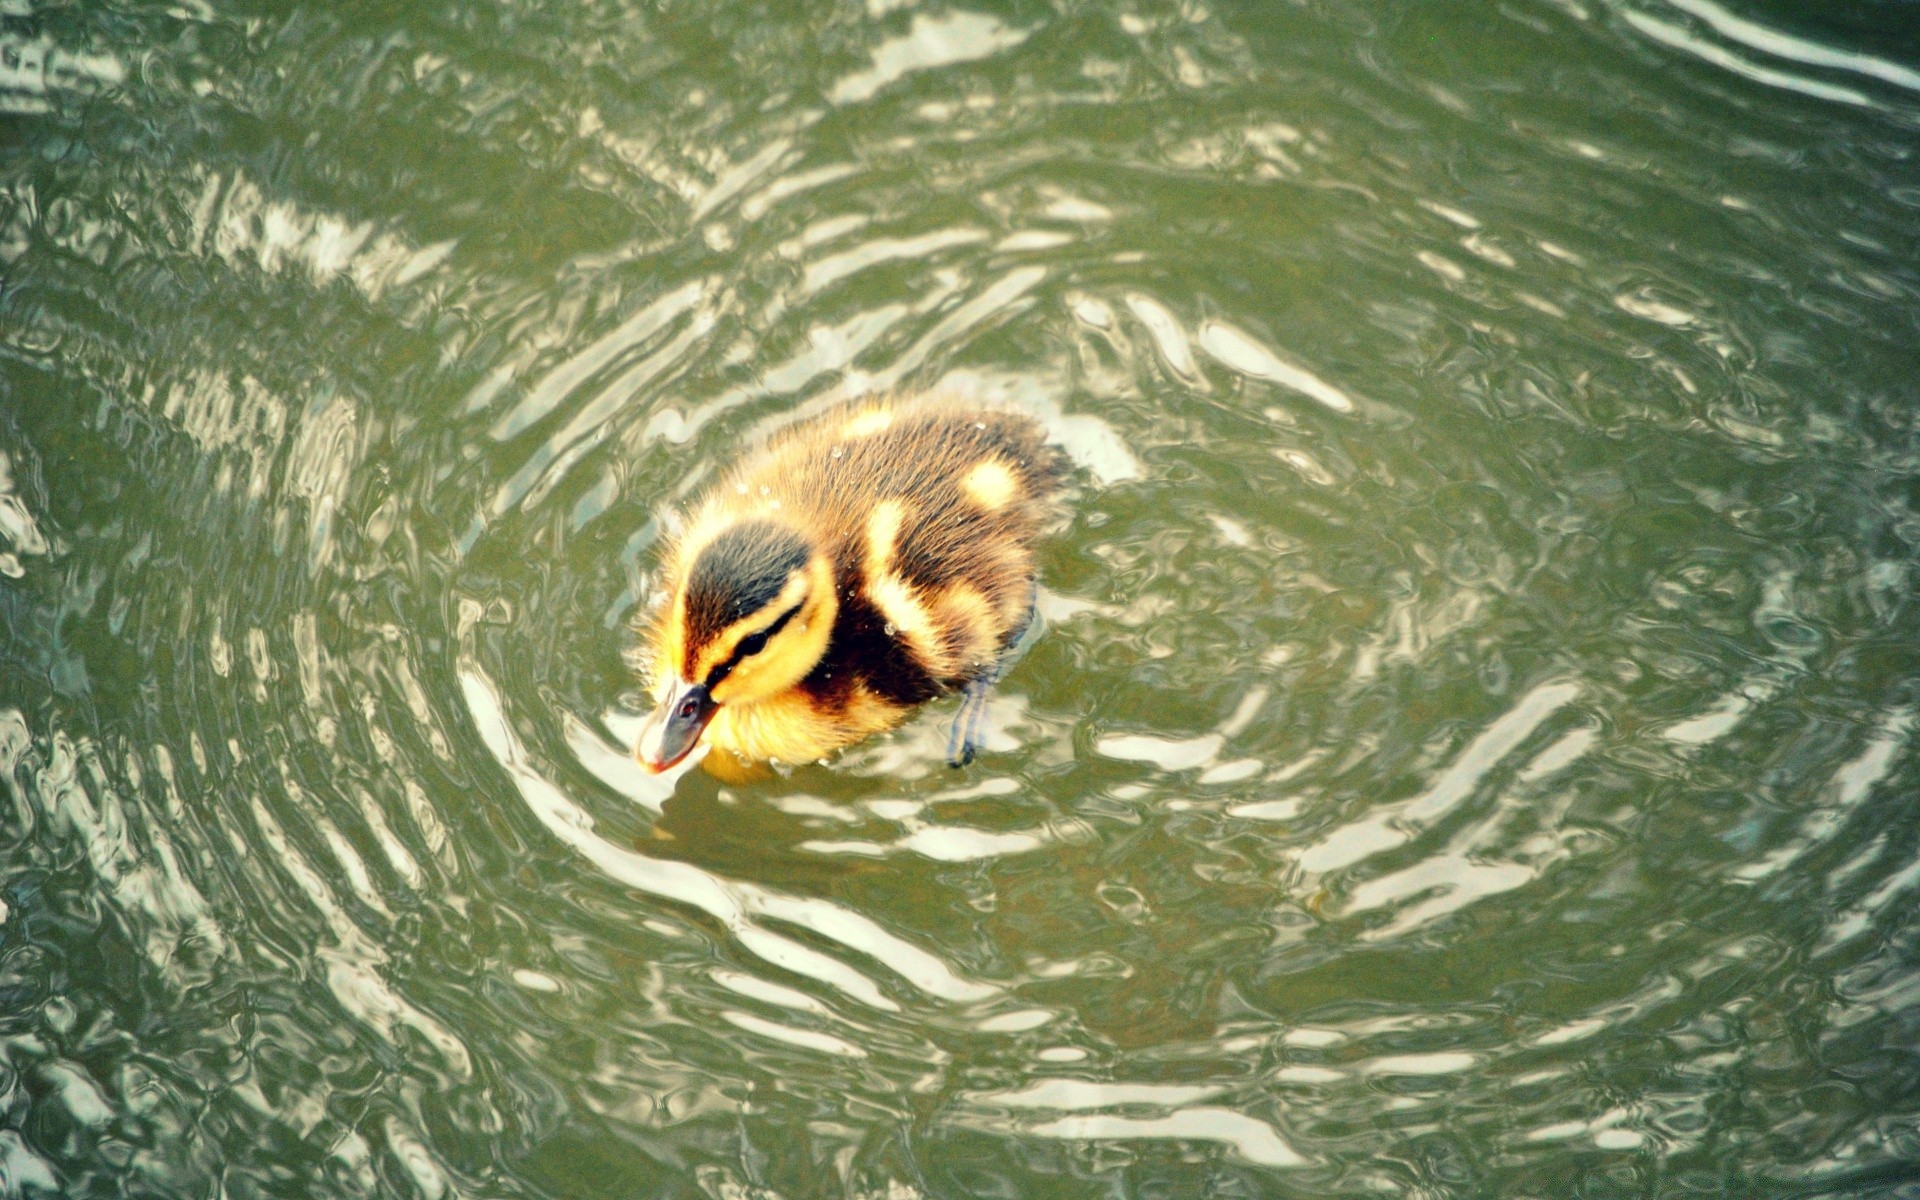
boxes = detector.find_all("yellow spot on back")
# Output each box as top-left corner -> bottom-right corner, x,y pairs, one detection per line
871,575 -> 938,649
843,408 -> 894,438
962,459 -> 1018,511
935,583 -> 998,666
862,498 -> 949,673
865,500 -> 904,574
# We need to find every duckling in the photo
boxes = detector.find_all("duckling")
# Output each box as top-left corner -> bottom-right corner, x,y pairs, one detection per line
633,396 -> 1062,775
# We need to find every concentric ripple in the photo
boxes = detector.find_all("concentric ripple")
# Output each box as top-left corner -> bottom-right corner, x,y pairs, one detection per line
2,0 -> 1919,1196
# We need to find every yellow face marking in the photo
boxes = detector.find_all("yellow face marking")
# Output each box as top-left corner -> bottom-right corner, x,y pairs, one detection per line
962,459 -> 1018,511
652,607 -> 686,702
689,568 -> 809,683
654,506 -> 741,692
660,501 -> 819,691
842,408 -> 894,438
708,555 -> 838,706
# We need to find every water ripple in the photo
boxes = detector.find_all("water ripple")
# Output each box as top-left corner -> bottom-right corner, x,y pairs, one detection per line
3,0 -> 1919,1194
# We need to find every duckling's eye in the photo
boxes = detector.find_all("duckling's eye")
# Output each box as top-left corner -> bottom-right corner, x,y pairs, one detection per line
711,604 -> 798,686
676,695 -> 701,720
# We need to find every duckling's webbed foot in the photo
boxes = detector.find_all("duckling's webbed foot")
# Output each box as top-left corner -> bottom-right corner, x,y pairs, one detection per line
947,676 -> 994,768
946,587 -> 1043,769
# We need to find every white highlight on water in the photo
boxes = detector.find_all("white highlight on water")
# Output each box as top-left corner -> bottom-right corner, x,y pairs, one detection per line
1198,320 -> 1356,413
1297,680 -> 1581,874
830,12 -> 1029,105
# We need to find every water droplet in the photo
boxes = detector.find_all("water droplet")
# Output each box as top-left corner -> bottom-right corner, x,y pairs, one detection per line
735,483 -> 748,494
759,485 -> 771,496
884,623 -> 897,637
830,446 -> 843,459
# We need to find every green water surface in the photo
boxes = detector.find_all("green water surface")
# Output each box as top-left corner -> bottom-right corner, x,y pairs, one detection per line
3,0 -> 1920,1196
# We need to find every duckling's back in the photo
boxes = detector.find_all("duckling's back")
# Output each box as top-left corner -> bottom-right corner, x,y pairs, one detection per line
738,399 -> 1061,700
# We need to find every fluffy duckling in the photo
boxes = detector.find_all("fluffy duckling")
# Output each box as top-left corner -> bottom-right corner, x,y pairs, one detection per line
634,396 -> 1062,775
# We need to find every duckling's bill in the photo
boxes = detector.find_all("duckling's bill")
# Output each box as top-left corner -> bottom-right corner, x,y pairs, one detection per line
636,678 -> 718,772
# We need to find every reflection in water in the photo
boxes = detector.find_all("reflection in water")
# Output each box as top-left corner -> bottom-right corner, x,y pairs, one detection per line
1296,680 -> 1580,874
828,11 -> 1030,106
1622,0 -> 1920,109
3,0 -> 1920,1194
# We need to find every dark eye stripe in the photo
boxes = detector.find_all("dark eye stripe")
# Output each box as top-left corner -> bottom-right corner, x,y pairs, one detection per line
704,602 -> 801,688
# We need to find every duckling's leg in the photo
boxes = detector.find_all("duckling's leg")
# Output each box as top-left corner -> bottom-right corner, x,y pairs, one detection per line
947,588 -> 1043,768
947,677 -> 994,768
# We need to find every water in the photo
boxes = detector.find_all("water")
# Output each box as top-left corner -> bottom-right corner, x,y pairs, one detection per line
3,0 -> 1919,1195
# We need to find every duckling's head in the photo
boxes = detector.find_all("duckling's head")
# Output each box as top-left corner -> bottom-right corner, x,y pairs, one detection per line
636,517 -> 838,772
